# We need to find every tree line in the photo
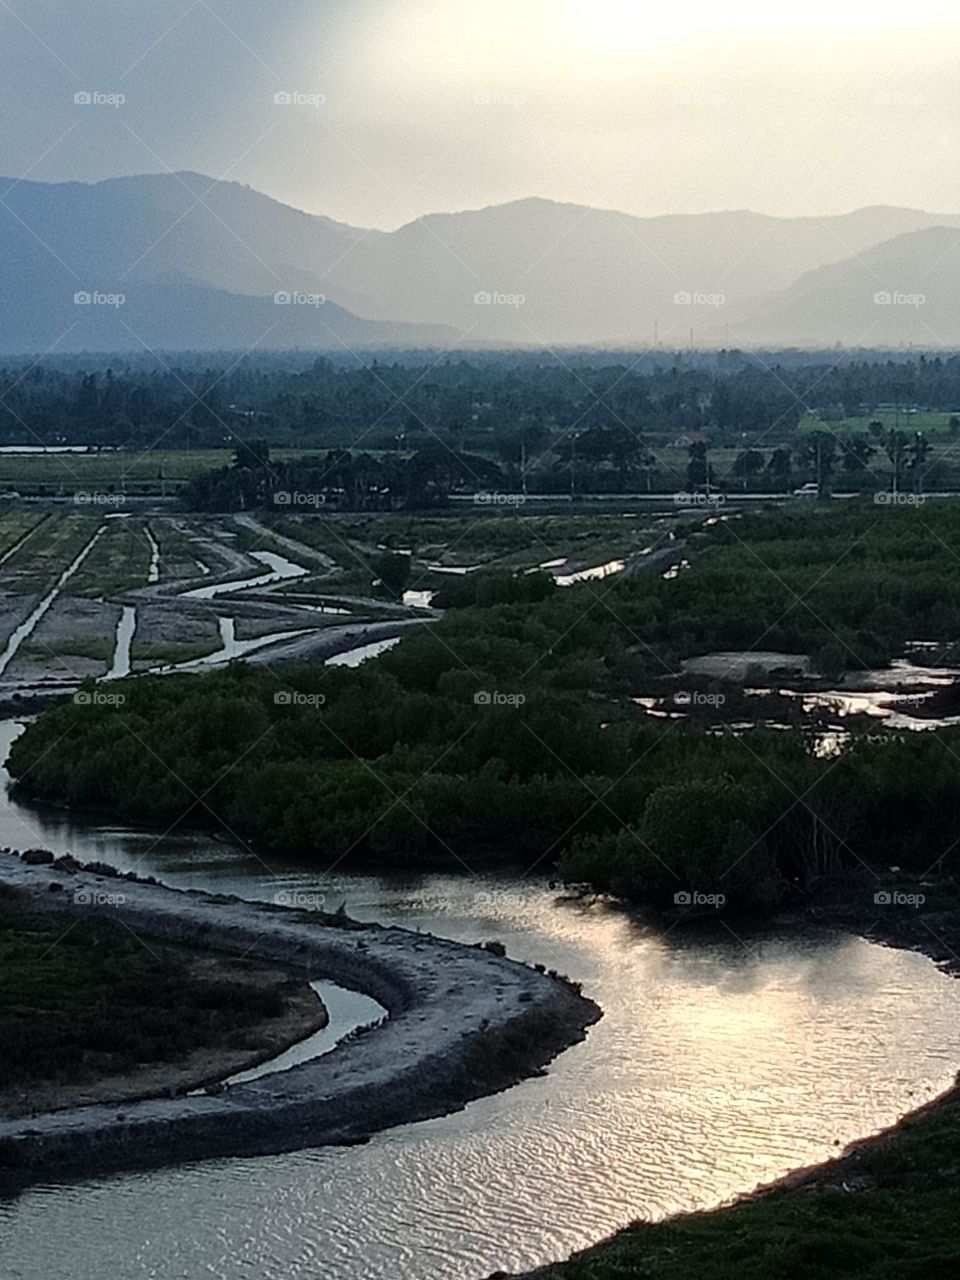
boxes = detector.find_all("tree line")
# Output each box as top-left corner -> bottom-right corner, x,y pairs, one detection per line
5,350 -> 960,458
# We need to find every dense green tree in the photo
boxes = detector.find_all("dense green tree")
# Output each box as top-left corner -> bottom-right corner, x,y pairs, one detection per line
373,551 -> 411,600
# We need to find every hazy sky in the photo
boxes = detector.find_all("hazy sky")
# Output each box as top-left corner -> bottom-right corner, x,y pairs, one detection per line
3,0 -> 960,227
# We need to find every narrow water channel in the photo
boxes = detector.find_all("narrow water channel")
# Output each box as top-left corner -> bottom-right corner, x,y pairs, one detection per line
160,617 -> 314,672
182,550 -> 308,600
106,605 -> 136,680
326,636 -> 402,667
226,982 -> 387,1087
145,525 -> 160,584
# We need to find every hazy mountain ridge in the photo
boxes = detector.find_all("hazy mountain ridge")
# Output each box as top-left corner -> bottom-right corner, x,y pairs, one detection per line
383,199 -> 960,343
2,173 -> 960,351
0,175 -> 449,353
715,225 -> 960,347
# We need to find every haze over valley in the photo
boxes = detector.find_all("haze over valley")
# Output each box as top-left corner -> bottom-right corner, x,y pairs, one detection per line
6,174 -> 960,350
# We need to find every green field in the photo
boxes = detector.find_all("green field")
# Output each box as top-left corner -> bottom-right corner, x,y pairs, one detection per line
0,510 -> 202,600
129,640 -> 221,666
0,511 -> 47,558
21,638 -> 115,664
0,449 -> 368,496
68,519 -> 154,597
798,411 -> 960,434
0,513 -> 98,595
0,440 -> 937,499
0,445 -> 788,498
274,511 -> 663,570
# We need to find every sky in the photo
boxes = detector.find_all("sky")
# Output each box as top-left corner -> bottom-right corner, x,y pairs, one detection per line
2,0 -> 960,228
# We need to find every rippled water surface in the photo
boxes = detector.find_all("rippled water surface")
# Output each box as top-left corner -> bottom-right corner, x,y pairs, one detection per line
2,721 -> 960,1280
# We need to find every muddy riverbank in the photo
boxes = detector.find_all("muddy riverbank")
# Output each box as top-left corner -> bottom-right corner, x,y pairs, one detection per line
0,850 -> 600,1187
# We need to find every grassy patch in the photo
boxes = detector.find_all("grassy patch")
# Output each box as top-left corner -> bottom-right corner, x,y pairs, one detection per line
0,449 -> 380,496
798,411 -> 960,435
130,639 -> 221,666
274,512 -> 661,573
0,514 -> 99,595
0,510 -> 47,559
69,519 -> 153,597
21,638 -> 115,664
0,450 -> 228,495
150,518 -> 213,583
0,887 -> 287,1097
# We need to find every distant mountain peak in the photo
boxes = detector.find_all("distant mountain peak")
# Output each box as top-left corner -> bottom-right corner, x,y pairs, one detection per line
0,173 -> 958,351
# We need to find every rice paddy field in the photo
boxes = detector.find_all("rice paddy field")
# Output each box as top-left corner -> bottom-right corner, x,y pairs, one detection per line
0,449 -> 353,497
797,411 -> 960,434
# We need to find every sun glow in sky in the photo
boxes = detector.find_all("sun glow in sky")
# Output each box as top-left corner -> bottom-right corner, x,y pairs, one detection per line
4,0 -> 960,225
364,0 -> 960,89
562,0 -> 960,49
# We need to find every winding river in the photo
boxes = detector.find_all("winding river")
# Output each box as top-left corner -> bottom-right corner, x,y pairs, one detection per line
2,718 -> 960,1279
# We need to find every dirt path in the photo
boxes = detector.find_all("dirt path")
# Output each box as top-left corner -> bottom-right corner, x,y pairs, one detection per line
235,513 -> 338,569
242,617 -> 433,666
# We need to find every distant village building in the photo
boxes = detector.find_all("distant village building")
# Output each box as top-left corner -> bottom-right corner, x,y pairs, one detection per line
671,431 -> 708,448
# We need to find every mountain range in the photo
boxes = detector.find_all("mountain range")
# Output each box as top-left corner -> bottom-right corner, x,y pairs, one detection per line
2,172 -> 960,352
